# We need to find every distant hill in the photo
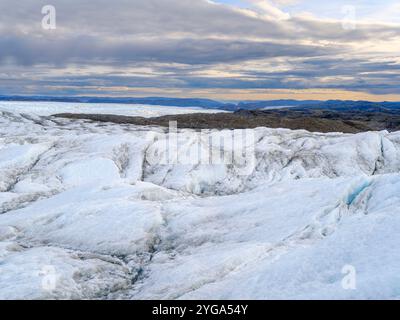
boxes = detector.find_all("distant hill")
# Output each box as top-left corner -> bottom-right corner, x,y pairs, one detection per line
235,99 -> 321,110
0,95 -> 232,109
1,95 -> 400,111
0,95 -> 321,110
293,100 -> 400,112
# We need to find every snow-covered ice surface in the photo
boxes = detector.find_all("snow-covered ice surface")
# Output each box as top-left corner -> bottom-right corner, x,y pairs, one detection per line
0,106 -> 400,300
0,101 -> 226,117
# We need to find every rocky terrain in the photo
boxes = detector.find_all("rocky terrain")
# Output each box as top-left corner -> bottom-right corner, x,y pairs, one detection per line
55,107 -> 400,133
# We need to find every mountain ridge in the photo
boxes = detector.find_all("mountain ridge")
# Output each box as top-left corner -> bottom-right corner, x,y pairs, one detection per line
2,95 -> 400,111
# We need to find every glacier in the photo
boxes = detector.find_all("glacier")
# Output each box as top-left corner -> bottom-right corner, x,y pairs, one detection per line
0,101 -> 226,117
0,104 -> 400,300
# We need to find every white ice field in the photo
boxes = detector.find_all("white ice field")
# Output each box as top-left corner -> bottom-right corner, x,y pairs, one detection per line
0,101 -> 226,117
0,101 -> 399,299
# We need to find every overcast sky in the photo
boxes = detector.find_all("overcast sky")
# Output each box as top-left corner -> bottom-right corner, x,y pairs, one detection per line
1,0 -> 400,101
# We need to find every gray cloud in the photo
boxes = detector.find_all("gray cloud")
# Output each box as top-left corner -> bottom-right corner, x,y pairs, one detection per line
0,35 -> 338,66
1,0 -> 400,97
